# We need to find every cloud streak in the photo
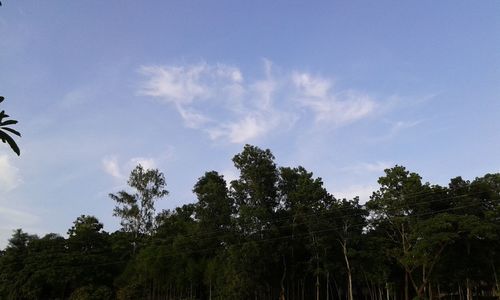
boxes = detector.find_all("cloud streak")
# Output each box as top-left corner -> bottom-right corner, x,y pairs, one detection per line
292,72 -> 376,125
140,60 -> 379,143
341,161 -> 392,174
0,155 -> 23,192
0,205 -> 41,249
102,153 -> 169,180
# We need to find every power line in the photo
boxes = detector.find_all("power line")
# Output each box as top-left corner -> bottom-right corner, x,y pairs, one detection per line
2,199 -> 498,272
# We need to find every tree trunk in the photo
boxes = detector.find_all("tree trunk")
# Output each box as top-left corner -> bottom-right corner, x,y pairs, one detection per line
280,256 -> 286,300
209,279 -> 212,300
423,265 -> 426,297
466,278 -> 472,300
340,239 -> 353,300
405,272 -> 409,300
333,276 -> 342,300
492,261 -> 499,297
316,273 -> 320,300
326,271 -> 329,300
301,279 -> 305,300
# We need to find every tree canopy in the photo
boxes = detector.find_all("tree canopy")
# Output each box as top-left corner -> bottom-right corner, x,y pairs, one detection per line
0,145 -> 498,300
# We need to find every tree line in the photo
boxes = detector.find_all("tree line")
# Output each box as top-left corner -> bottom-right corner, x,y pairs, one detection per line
0,145 -> 498,300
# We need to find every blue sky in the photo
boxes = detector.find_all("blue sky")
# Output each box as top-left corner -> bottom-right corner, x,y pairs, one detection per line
0,1 -> 499,247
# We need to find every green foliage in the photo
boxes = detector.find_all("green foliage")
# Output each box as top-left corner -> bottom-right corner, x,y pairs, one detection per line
194,171 -> 233,235
109,164 -> 168,237
0,96 -> 21,156
69,285 -> 113,300
1,146 -> 499,300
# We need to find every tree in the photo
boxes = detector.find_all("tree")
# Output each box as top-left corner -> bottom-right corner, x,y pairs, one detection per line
109,164 -> 168,251
366,165 -> 425,300
0,229 -> 38,299
193,171 -> 233,298
227,145 -> 281,299
329,198 -> 367,300
0,96 -> 21,156
278,166 -> 333,300
193,171 -> 233,236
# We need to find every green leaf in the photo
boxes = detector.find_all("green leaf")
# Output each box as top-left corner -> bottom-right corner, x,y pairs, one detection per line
1,127 -> 21,137
0,96 -> 4,103
0,130 -> 20,155
0,120 -> 18,126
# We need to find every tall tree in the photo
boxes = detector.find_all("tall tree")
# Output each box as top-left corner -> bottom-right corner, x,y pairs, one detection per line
366,165 -> 424,300
193,171 -> 233,237
328,198 -> 367,300
278,166 -> 333,300
0,229 -> 38,299
228,145 -> 281,299
232,144 -> 279,231
109,164 -> 168,252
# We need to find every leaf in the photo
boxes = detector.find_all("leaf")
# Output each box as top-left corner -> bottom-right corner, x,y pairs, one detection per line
0,96 -> 4,103
0,130 -> 20,155
0,120 -> 18,126
1,127 -> 21,137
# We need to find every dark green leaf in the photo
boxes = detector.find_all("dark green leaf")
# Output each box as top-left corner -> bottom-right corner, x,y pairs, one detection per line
1,127 -> 21,137
0,120 -> 18,126
0,130 -> 20,155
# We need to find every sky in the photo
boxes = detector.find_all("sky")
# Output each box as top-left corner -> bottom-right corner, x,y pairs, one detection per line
0,1 -> 499,247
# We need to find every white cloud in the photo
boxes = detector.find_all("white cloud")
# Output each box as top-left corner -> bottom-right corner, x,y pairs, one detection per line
0,206 -> 39,224
102,155 -> 160,180
102,156 -> 122,179
292,72 -> 331,98
342,161 -> 392,174
61,88 -> 89,108
140,61 -> 380,143
140,64 -> 210,105
371,120 -> 423,141
139,63 -> 244,107
0,155 -> 22,192
209,114 -> 275,143
0,206 -> 40,249
333,184 -> 378,204
128,157 -> 156,170
176,104 -> 211,129
140,61 -> 292,144
391,120 -> 422,134
221,167 -> 239,188
292,72 -> 376,125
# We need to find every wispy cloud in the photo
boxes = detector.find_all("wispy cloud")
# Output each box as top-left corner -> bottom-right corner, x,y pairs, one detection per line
342,161 -> 392,174
0,205 -> 41,249
102,156 -> 122,179
371,119 -> 423,142
0,155 -> 23,192
101,154 -> 165,181
0,206 -> 40,224
140,60 -> 380,143
390,120 -> 422,134
292,72 -> 376,125
129,157 -> 156,170
332,184 -> 378,204
140,63 -> 243,106
60,87 -> 92,109
140,61 -> 295,143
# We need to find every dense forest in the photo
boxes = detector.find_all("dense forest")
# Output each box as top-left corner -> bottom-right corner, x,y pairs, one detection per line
0,145 -> 498,300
